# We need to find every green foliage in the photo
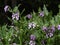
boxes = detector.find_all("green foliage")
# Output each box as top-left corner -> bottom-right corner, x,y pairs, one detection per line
43,5 -> 49,16
1,4 -> 60,45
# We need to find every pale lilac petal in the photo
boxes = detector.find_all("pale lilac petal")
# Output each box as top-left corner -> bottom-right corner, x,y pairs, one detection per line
28,22 -> 36,29
13,43 -> 17,45
39,11 -> 44,17
42,26 -> 47,32
49,26 -> 55,33
26,14 -> 32,19
49,33 -> 53,37
29,40 -> 36,45
16,17 -> 19,20
32,22 -> 36,28
12,12 -> 19,20
28,23 -> 32,29
4,5 -> 9,12
57,25 -> 60,30
30,35 -> 36,40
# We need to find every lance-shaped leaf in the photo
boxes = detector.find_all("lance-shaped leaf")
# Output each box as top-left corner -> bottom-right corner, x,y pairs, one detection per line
43,5 -> 49,16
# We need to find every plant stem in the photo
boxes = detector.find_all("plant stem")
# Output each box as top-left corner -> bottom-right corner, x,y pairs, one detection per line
5,39 -> 9,45
19,34 -> 22,45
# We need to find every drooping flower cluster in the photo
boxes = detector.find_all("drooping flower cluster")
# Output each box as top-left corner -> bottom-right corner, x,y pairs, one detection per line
42,26 -> 55,38
28,22 -> 36,29
12,12 -> 19,20
42,26 -> 47,32
50,26 -> 55,32
4,5 -> 9,12
29,34 -> 36,45
39,11 -> 44,17
26,14 -> 32,19
30,35 -> 36,41
46,32 -> 53,38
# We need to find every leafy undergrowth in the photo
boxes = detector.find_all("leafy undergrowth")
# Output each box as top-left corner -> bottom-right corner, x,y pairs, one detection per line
0,4 -> 60,45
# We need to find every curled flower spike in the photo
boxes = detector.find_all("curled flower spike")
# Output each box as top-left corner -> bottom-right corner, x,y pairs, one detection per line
12,12 -> 19,20
39,11 -> 44,17
4,5 -> 9,12
26,14 -> 32,19
57,25 -> 60,30
29,40 -> 36,45
30,35 -> 36,41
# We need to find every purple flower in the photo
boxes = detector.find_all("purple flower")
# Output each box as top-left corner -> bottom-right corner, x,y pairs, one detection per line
30,35 -> 36,41
51,26 -> 55,31
4,5 -> 9,12
41,40 -> 45,45
12,43 -> 17,45
28,22 -> 36,29
12,12 -> 19,20
57,25 -> 60,30
42,26 -> 47,32
29,40 -> 36,45
46,33 -> 53,38
32,22 -> 36,28
49,26 -> 55,33
39,11 -> 44,17
26,14 -> 32,19
49,33 -> 53,37
28,23 -> 32,29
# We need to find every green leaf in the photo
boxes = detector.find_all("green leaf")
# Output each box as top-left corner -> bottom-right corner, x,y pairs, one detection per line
13,6 -> 18,13
58,4 -> 60,8
50,18 -> 55,25
38,7 -> 42,13
43,5 -> 49,16
20,9 -> 25,15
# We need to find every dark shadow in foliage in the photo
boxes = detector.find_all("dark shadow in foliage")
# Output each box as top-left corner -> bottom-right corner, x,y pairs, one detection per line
53,36 -> 60,45
0,0 -> 60,25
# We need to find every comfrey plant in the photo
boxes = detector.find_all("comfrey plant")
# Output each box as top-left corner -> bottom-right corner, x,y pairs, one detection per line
1,4 -> 60,45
